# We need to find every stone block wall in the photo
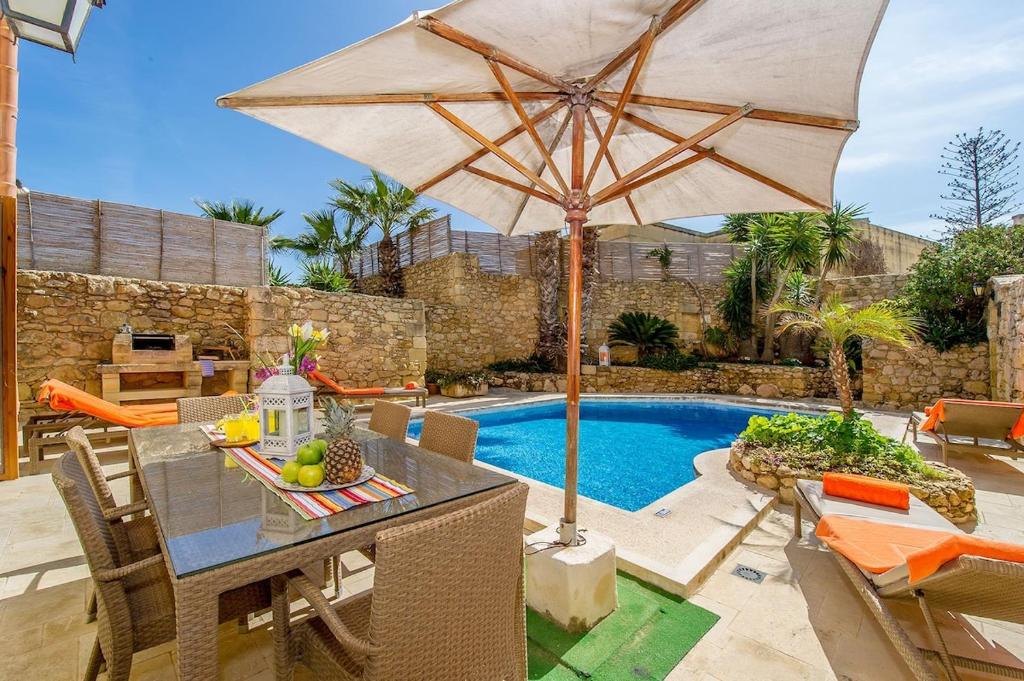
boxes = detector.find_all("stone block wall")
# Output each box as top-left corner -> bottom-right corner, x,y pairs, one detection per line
821,273 -> 906,309
861,341 -> 989,410
493,363 -> 834,399
246,287 -> 426,388
988,275 -> 1024,401
17,271 -> 247,409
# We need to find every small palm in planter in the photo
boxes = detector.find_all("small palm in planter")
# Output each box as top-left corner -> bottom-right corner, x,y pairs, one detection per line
772,295 -> 921,416
607,311 -> 679,361
437,370 -> 492,398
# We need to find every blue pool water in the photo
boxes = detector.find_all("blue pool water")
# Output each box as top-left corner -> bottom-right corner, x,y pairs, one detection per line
408,399 -> 780,511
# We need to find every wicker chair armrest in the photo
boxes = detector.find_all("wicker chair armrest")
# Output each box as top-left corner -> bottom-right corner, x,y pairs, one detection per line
105,469 -> 138,481
287,570 -> 378,658
103,500 -> 149,520
94,553 -> 164,582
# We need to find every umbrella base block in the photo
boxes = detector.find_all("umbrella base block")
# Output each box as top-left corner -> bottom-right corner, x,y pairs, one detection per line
526,525 -> 618,633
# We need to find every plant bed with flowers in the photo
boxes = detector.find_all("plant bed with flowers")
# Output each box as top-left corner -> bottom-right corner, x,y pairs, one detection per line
728,412 -> 976,523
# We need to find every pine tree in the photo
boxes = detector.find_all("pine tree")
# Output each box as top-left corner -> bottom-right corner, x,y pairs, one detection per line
932,128 -> 1020,233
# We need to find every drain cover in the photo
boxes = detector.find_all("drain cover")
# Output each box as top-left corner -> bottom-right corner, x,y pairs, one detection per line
731,564 -> 766,583
654,508 -> 671,518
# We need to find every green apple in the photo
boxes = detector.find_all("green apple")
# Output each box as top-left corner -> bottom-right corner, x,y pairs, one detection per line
295,443 -> 322,466
310,439 -> 328,457
297,464 -> 325,488
280,460 -> 302,484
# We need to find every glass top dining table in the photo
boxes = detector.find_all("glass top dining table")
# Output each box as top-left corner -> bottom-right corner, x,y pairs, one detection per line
131,423 -> 517,579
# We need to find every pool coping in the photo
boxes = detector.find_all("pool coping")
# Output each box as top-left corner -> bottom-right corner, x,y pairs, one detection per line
408,391 -> 832,596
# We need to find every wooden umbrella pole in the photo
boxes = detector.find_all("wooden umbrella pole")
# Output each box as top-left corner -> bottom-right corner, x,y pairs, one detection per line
560,92 -> 590,546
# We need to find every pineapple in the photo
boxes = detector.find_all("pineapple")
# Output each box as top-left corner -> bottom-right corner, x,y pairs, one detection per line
321,398 -> 364,484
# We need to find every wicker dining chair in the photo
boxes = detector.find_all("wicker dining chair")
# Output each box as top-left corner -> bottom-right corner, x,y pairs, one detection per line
416,410 -> 480,463
367,400 -> 412,442
53,451 -> 271,681
272,482 -> 529,681
177,393 -> 255,424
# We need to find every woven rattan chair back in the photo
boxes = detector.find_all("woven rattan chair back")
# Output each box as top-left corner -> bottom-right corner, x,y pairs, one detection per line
65,425 -> 117,511
368,400 -> 412,442
177,394 -> 253,424
416,410 -> 479,463
363,482 -> 528,680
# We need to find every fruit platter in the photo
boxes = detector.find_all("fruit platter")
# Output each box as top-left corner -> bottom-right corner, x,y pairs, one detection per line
272,399 -> 368,493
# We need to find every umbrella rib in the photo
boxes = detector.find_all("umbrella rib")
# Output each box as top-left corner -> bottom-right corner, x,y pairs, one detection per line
463,166 -> 561,206
486,60 -> 570,196
216,92 -> 561,108
508,109 -> 573,235
595,92 -> 858,131
595,101 -> 830,211
591,103 -> 754,204
586,110 -> 643,225
416,15 -> 572,92
582,17 -> 659,196
415,100 -> 564,194
584,0 -> 704,92
594,149 -> 715,207
426,102 -> 564,201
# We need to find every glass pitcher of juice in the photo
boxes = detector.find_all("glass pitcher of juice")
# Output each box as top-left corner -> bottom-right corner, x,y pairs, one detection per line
223,414 -> 245,444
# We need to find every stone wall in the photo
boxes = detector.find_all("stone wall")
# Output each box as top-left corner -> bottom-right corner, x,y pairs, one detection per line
246,286 -> 426,388
17,270 -> 246,409
861,341 -> 989,410
822,273 -> 906,309
18,270 -> 427,417
988,275 -> 1024,401
493,363 -> 834,399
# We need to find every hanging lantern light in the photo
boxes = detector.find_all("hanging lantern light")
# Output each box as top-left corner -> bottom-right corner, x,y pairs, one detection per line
0,0 -> 104,54
256,364 -> 314,459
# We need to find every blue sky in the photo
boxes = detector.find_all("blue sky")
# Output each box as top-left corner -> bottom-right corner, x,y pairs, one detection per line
17,1 -> 1024,275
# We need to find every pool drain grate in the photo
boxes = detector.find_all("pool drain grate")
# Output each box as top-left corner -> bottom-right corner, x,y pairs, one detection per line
731,564 -> 766,584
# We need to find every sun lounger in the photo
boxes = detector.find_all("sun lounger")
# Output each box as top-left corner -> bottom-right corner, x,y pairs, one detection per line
795,478 -> 1024,681
906,399 -> 1024,463
308,369 -> 428,407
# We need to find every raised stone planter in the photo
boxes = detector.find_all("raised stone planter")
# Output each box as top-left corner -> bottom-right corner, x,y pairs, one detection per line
728,441 -> 977,524
440,382 -> 489,398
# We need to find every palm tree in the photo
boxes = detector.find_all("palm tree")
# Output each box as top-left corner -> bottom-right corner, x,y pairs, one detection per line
193,198 -> 284,227
608,311 -> 679,359
581,226 -> 599,352
267,261 -> 291,287
722,213 -> 771,353
274,209 -> 370,281
760,212 -> 823,361
773,295 -> 920,415
299,259 -> 350,292
534,231 -> 562,363
331,171 -> 436,297
816,201 -> 866,299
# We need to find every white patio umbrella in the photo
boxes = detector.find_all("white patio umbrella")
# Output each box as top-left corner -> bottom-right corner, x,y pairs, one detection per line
219,0 -> 887,545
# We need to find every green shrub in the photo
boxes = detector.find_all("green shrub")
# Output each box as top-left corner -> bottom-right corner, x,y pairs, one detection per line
901,224 -> 1024,351
299,260 -> 350,292
424,368 -> 444,385
634,351 -> 699,372
487,354 -> 555,373
740,412 -> 943,482
435,370 -> 492,389
608,311 -> 679,358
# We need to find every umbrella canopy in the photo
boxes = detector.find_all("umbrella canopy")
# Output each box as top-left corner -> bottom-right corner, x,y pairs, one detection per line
220,0 -> 887,543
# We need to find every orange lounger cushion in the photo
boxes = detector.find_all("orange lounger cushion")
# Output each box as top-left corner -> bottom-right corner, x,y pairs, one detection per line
816,515 -> 1024,583
823,472 -> 910,510
37,379 -> 178,428
308,370 -> 387,396
919,398 -> 1024,438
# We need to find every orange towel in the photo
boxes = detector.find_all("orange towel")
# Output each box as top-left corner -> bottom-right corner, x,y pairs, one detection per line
823,472 -> 910,510
308,370 -> 386,396
404,382 -> 420,390
816,515 -> 1024,583
918,399 -> 1024,438
37,379 -> 178,428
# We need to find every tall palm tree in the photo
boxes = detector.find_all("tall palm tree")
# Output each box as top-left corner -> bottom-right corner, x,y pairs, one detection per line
331,171 -> 436,297
580,225 -> 600,352
274,209 -> 370,281
773,295 -> 920,415
534,231 -> 562,363
816,201 -> 867,299
760,212 -> 822,361
722,213 -> 771,353
193,198 -> 284,227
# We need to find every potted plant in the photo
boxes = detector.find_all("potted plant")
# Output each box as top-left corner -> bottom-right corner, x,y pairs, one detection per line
424,368 -> 443,396
437,370 -> 492,398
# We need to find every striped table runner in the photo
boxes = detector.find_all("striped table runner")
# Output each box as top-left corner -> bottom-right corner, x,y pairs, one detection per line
202,426 -> 413,520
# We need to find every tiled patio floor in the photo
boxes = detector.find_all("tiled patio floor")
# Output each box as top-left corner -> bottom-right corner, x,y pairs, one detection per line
2,396 -> 1022,679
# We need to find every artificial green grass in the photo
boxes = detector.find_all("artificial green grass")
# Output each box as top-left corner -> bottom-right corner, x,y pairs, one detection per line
527,572 -> 719,680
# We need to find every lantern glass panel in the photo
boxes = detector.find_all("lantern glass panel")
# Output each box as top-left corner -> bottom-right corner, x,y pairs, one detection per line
295,407 -> 310,435
264,409 -> 284,437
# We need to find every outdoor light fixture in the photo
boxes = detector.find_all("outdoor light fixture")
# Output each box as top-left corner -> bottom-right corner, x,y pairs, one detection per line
973,281 -> 987,297
256,365 -> 314,459
0,0 -> 104,54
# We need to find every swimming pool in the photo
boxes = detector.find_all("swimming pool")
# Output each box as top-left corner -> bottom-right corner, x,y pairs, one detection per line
408,399 -> 781,511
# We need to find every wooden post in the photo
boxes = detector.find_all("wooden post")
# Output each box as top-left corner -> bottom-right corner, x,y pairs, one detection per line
0,21 -> 17,479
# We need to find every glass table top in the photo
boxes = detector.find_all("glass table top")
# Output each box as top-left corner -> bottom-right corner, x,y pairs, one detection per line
131,424 -> 516,578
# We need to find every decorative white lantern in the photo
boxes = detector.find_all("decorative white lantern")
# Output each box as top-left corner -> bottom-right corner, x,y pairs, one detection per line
256,365 -> 314,459
0,0 -> 104,54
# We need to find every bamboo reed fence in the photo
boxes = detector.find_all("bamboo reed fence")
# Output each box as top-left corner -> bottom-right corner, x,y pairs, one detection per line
356,215 -> 743,283
17,191 -> 268,287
